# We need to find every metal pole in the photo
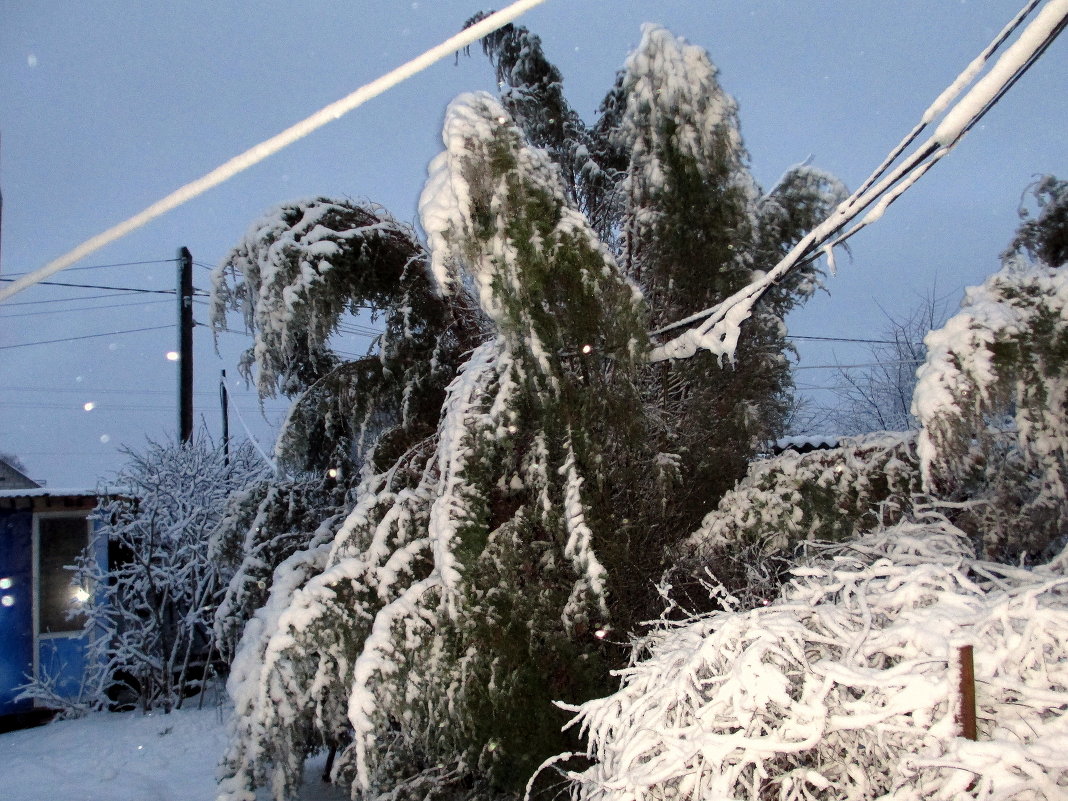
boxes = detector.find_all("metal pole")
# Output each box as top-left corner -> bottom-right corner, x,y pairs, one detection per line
178,247 -> 194,442
220,370 -> 230,464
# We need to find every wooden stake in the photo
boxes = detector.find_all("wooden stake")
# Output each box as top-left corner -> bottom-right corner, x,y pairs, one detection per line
958,644 -> 977,740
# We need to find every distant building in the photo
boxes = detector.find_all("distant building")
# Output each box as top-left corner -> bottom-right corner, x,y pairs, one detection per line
0,457 -> 40,491
0,487 -> 106,719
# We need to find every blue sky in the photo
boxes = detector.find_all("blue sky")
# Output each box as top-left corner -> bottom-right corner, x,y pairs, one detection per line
1,0 -> 1065,487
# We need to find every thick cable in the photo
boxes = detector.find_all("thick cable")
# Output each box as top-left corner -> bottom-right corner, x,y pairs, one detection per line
0,0 -> 550,303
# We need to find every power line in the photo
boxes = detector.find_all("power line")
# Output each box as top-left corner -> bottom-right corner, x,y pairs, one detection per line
793,358 -> 924,371
0,384 -> 274,398
2,400 -> 280,413
0,276 -> 199,295
0,324 -> 174,351
0,0 -> 552,303
0,290 -> 133,307
0,297 -> 173,319
3,258 -> 176,275
787,334 -> 923,346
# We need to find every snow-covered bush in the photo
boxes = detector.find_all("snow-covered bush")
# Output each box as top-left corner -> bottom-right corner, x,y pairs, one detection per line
914,259 -> 1068,562
76,435 -> 267,713
670,432 -> 920,611
565,518 -> 1068,801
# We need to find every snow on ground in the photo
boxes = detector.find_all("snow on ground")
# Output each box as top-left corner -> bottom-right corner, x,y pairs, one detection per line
0,702 -> 346,801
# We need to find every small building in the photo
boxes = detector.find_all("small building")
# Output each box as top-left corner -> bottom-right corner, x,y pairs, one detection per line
0,488 -> 106,718
0,456 -> 40,491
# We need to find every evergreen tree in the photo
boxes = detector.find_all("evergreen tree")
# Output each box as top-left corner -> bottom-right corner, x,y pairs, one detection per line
607,25 -> 844,541
214,22 -> 844,801
1003,174 -> 1068,268
473,20 -> 845,614
217,94 -> 652,801
211,198 -> 483,477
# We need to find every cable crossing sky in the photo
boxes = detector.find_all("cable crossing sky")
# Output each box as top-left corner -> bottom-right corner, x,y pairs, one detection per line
0,0 -> 551,303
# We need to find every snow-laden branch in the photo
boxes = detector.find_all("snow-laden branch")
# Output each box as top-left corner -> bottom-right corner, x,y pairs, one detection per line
649,0 -> 1068,364
566,521 -> 1068,801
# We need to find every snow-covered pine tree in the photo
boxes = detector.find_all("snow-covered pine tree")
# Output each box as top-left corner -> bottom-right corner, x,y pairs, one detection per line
1003,174 -> 1067,269
909,176 -> 1068,563
216,22 -> 846,801
605,25 -> 846,543
217,93 -> 653,801
209,473 -> 348,663
914,259 -> 1068,562
210,200 -> 486,672
668,432 -> 921,612
474,19 -> 845,619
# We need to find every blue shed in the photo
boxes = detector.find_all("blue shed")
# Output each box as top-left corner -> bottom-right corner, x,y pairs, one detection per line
0,488 -> 105,717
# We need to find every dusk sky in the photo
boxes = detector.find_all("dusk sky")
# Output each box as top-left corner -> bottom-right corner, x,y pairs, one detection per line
1,0 -> 1065,488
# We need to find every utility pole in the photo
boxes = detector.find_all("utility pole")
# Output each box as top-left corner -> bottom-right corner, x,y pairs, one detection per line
178,247 -> 194,442
220,369 -> 230,464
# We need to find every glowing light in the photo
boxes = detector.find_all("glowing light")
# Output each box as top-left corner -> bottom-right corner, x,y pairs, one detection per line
594,628 -> 608,640
496,116 -> 508,125
73,587 -> 91,603
1,595 -> 13,607
581,344 -> 593,354
166,351 -> 179,361
327,468 -> 338,478
83,402 -> 96,412
0,577 -> 11,590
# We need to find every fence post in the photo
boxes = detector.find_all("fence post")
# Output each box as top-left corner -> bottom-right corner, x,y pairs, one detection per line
957,644 -> 977,740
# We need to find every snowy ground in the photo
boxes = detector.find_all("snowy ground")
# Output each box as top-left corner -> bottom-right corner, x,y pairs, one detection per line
0,702 -> 347,801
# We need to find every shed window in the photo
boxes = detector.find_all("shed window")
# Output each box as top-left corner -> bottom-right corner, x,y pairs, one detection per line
39,516 -> 89,634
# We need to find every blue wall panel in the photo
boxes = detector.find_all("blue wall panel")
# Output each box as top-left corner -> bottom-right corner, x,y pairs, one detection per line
38,635 -> 88,699
0,510 -> 34,715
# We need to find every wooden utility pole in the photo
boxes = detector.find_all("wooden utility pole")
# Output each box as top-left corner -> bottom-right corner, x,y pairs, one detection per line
178,247 -> 194,442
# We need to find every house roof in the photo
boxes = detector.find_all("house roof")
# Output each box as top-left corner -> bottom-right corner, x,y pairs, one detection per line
0,488 -> 99,500
0,457 -> 41,490
0,488 -> 103,512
